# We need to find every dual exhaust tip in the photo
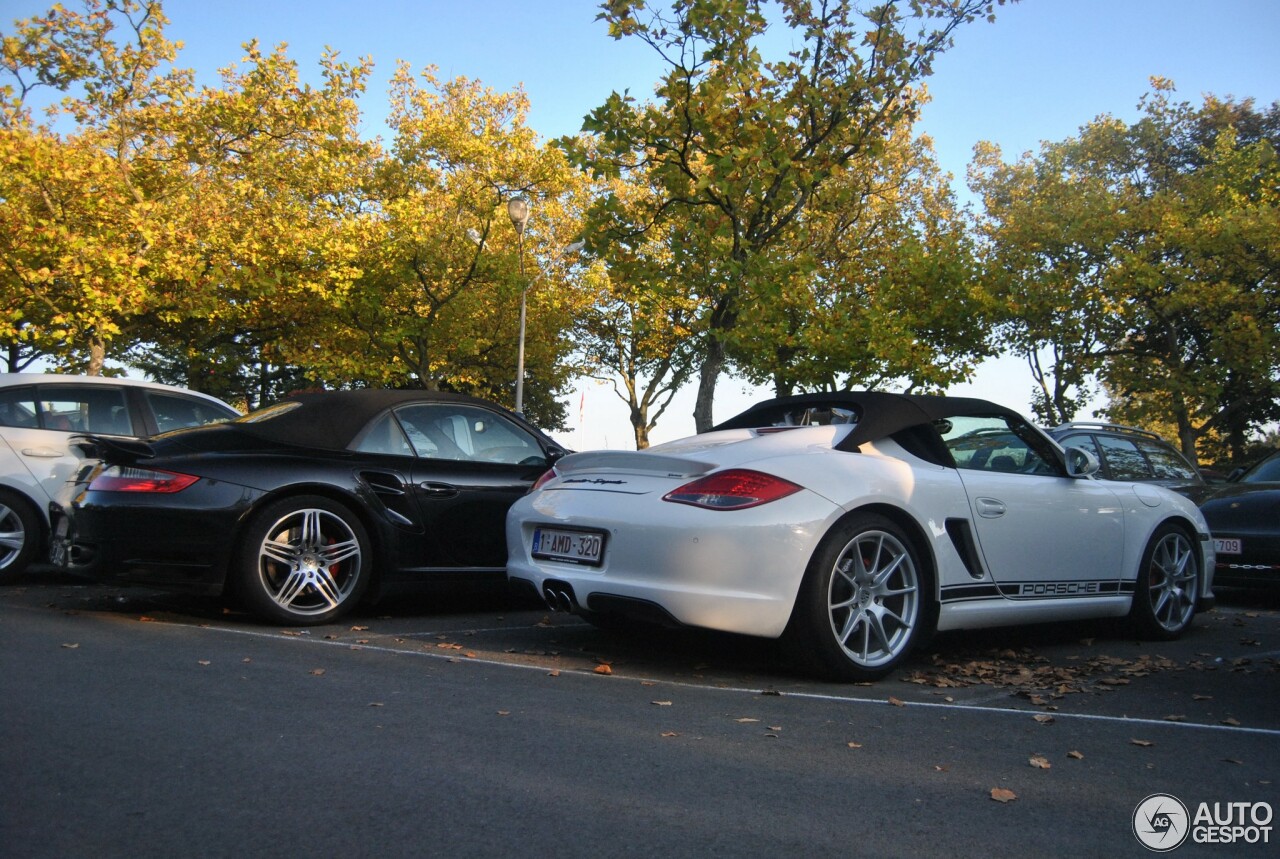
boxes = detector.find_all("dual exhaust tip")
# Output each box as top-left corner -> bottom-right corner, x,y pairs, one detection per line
542,581 -> 578,613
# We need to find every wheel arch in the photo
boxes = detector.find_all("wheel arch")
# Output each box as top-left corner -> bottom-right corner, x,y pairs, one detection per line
835,502 -> 940,601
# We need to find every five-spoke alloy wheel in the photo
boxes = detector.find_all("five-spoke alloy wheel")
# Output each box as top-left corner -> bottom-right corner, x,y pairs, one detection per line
236,495 -> 371,625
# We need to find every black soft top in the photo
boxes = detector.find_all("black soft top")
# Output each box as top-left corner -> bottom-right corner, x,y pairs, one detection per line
232,389 -> 541,451
712,391 -> 1025,454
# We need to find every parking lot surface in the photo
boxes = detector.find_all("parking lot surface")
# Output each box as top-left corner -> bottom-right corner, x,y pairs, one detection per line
3,573 -> 1277,857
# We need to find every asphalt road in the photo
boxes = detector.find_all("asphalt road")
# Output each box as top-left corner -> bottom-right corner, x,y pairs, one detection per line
2,573 -> 1277,858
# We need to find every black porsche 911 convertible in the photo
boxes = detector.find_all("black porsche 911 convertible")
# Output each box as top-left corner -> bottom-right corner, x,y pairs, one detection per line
49,390 -> 567,625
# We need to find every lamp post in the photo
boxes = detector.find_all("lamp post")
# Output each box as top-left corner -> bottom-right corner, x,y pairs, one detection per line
507,196 -> 530,414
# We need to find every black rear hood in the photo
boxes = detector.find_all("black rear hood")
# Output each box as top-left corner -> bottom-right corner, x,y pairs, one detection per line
71,423 -> 306,464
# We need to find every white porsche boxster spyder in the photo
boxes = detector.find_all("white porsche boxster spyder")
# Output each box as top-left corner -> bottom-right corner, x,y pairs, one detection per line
506,393 -> 1216,681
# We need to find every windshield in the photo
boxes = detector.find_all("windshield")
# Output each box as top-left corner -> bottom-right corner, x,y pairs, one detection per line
1240,453 -> 1280,483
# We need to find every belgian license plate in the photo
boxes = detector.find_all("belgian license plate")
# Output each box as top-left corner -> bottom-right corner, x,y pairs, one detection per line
1214,538 -> 1242,555
532,527 -> 605,566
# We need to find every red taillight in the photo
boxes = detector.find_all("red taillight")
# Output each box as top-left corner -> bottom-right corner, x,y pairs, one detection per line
663,469 -> 802,510
88,466 -> 199,494
530,467 -> 559,492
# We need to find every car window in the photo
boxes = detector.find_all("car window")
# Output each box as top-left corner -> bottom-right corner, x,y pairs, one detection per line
352,412 -> 415,457
1241,454 -> 1280,483
1058,433 -> 1102,466
1095,435 -> 1153,480
0,386 -> 39,428
145,390 -> 237,433
393,403 -> 545,465
35,385 -> 131,435
1136,439 -> 1198,480
939,415 -> 1058,475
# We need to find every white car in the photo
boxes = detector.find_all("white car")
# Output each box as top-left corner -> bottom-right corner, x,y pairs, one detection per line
0,373 -> 239,580
507,392 -> 1216,681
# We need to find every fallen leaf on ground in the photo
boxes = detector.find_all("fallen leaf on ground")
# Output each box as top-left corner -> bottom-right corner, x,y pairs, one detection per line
990,788 -> 1017,803
1033,714 -> 1055,724
1029,755 -> 1051,769
497,710 -> 510,716
847,742 -> 863,749
652,700 -> 673,707
1067,750 -> 1084,760
1163,714 -> 1186,722
547,669 -> 560,677
1130,739 -> 1154,747
61,643 -> 79,649
1222,717 -> 1242,726
888,696 -> 906,707
593,664 -> 613,675
661,731 -> 679,738
310,668 -> 325,676
736,717 -> 760,723
198,660 -> 211,666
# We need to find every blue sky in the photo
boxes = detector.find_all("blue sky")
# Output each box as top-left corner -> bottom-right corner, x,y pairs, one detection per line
5,0 -> 1278,445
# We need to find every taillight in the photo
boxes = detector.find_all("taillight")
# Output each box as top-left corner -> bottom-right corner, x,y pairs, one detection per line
88,465 -> 199,494
663,469 -> 802,510
530,467 -> 559,492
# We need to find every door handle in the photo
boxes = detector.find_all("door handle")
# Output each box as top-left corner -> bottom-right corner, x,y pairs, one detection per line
22,447 -> 64,458
976,497 -> 1006,519
419,482 -> 459,498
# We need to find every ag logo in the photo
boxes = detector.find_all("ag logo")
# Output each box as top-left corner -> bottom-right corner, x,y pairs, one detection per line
1133,793 -> 1190,851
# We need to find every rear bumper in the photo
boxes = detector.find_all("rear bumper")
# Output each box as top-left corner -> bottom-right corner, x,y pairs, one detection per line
49,483 -> 256,594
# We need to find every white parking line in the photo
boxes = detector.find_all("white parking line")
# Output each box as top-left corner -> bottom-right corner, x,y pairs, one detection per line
203,622 -> 1280,739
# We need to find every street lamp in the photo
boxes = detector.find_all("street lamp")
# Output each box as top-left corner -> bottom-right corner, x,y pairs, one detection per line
507,196 -> 531,414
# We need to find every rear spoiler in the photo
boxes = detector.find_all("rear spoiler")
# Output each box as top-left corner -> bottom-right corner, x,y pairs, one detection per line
69,434 -> 155,462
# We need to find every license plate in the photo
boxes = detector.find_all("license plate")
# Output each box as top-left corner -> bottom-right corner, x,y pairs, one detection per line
532,527 -> 605,566
1214,538 -> 1242,555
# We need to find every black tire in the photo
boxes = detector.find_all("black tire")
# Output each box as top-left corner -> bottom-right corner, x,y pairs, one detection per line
1128,522 -> 1199,640
784,513 -> 930,681
235,495 -> 372,626
0,489 -> 42,583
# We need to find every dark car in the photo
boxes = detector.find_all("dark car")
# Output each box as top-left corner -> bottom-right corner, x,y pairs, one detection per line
50,390 -> 567,625
1046,421 -> 1205,488
1183,449 -> 1280,587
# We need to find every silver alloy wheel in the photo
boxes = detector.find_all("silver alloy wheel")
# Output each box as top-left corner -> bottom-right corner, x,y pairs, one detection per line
1145,530 -> 1197,633
0,502 -> 26,570
256,507 -> 364,617
827,529 -> 920,669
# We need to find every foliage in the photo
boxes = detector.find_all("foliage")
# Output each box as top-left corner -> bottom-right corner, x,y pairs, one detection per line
568,141 -> 709,448
578,0 -> 1003,430
971,80 -> 1280,459
730,115 -> 990,395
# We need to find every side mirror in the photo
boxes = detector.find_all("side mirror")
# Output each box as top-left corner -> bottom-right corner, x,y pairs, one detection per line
1065,447 -> 1100,478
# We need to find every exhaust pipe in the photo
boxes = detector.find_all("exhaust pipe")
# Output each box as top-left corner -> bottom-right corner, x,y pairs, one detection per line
542,581 -> 578,613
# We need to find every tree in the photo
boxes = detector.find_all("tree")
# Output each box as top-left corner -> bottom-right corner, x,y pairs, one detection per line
971,80 -> 1280,459
304,67 -> 592,429
1,0 -> 196,374
576,0 -> 1003,430
732,114 -> 989,396
969,123 -> 1129,425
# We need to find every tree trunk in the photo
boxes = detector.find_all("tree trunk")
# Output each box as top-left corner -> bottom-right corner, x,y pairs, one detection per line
693,338 -> 725,433
629,402 -> 650,450
87,335 -> 106,376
